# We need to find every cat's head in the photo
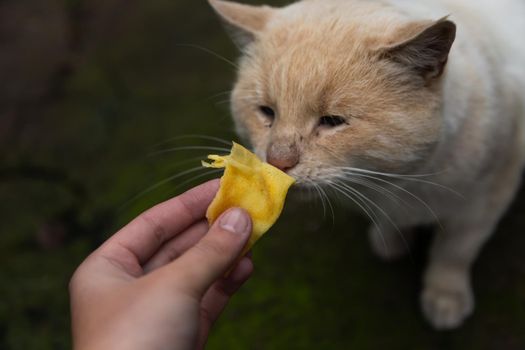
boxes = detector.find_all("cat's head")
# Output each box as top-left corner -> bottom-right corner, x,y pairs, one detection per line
209,0 -> 456,186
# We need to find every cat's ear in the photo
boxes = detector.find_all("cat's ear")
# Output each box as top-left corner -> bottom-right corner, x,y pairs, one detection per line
381,18 -> 456,81
208,0 -> 274,48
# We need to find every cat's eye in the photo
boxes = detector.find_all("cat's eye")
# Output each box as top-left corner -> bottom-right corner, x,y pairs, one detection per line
319,116 -> 347,128
259,106 -> 275,118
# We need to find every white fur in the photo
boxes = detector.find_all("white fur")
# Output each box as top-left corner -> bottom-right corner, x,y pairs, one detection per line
372,0 -> 525,329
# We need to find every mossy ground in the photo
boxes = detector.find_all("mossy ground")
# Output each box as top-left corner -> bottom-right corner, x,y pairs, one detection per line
1,1 -> 524,349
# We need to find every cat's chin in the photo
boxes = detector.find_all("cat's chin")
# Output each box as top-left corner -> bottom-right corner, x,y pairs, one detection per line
287,180 -> 327,201
287,188 -> 314,204
289,181 -> 311,192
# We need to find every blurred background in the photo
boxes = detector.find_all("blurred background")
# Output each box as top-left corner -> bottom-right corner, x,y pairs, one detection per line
1,0 -> 524,349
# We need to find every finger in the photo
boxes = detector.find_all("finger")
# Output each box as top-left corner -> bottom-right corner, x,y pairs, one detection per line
98,179 -> 220,265
201,257 -> 253,325
160,208 -> 252,298
142,220 -> 208,273
196,257 -> 254,350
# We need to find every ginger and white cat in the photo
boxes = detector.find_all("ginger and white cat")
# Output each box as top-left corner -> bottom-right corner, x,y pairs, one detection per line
209,0 -> 525,329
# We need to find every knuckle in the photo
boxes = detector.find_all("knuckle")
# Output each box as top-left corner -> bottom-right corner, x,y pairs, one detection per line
175,194 -> 199,223
212,279 -> 230,297
199,306 -> 214,327
193,237 -> 230,259
68,264 -> 87,295
68,271 -> 79,293
163,244 -> 182,263
138,212 -> 167,245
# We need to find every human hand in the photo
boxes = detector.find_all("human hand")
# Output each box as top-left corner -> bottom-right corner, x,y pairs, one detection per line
69,180 -> 253,350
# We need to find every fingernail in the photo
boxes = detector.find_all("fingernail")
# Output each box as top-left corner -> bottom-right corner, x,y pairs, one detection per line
219,208 -> 249,234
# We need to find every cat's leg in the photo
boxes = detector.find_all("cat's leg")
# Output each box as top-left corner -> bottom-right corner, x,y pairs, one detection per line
368,223 -> 417,261
422,169 -> 522,329
420,220 -> 490,329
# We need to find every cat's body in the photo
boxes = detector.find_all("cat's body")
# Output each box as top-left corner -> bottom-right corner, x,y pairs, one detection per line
209,0 -> 525,329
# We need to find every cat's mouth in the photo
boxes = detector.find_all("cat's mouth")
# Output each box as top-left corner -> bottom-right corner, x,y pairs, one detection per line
288,174 -> 332,192
285,167 -> 340,188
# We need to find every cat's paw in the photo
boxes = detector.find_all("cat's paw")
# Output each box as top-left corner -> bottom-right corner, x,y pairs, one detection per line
421,284 -> 474,330
367,225 -> 411,261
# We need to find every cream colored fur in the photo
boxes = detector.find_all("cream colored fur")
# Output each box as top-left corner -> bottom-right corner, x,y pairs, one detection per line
209,0 -> 525,329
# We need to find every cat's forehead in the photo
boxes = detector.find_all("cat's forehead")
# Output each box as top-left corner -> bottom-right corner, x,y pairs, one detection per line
248,25 -> 386,114
257,44 -> 363,109
258,0 -> 411,56
236,0 -> 419,116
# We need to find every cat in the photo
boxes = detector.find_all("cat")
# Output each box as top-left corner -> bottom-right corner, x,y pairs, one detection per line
208,0 -> 525,329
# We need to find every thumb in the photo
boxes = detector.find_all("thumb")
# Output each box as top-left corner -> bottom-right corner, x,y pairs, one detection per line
162,208 -> 252,298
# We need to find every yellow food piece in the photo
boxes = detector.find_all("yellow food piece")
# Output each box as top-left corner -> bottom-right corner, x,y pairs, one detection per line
202,142 -> 296,253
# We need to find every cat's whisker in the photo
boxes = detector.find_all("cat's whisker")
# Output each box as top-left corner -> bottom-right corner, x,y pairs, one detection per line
228,92 -> 260,98
304,182 -> 317,208
175,43 -> 239,69
336,166 -> 445,178
215,99 -> 252,105
319,144 -> 461,197
330,181 -> 382,224
120,166 -> 209,210
325,180 -> 388,253
336,174 -> 413,211
152,135 -> 233,149
208,89 -> 260,102
207,90 -> 234,100
330,172 -> 414,253
341,170 -> 445,232
215,95 -> 259,105
331,179 -> 412,257
148,146 -> 231,157
342,176 -> 402,206
308,180 -> 335,224
164,156 -> 211,170
335,166 -> 464,198
216,99 -> 234,106
321,143 -> 443,179
318,183 -> 336,225
306,180 -> 327,220
318,144 -> 347,162
165,169 -> 223,199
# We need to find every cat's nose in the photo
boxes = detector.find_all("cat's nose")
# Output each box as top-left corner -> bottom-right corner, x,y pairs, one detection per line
266,144 -> 299,173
